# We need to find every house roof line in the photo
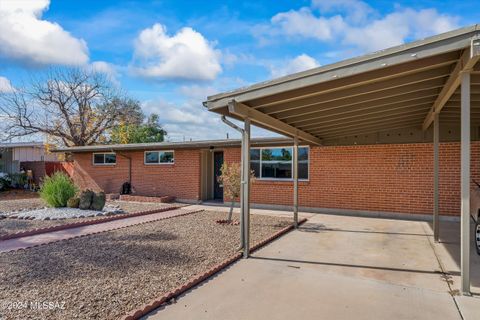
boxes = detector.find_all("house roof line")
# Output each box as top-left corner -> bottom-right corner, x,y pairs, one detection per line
52,137 -> 295,153
0,142 -> 45,149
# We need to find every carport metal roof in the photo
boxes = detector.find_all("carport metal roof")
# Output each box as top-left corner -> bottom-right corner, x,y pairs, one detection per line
204,25 -> 480,146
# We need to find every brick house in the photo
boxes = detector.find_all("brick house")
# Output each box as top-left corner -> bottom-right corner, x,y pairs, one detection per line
55,137 -> 475,218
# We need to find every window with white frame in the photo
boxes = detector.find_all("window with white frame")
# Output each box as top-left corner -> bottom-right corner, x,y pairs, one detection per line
93,153 -> 116,165
250,147 -> 309,180
145,151 -> 174,164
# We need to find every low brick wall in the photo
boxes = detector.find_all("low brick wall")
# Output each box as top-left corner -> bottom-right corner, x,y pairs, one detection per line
119,195 -> 175,203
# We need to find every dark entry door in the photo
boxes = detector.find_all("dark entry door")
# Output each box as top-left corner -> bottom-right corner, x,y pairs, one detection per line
213,151 -> 224,200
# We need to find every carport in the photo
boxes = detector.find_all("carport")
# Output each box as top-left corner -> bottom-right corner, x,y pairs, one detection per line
204,25 -> 480,295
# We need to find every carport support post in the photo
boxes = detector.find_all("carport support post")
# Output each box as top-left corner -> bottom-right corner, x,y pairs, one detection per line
460,71 -> 471,295
293,136 -> 299,228
433,113 -> 440,242
243,118 -> 251,258
239,128 -> 245,251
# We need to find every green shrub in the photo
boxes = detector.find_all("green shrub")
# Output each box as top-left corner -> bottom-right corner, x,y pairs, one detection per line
0,173 -> 11,191
40,172 -> 78,207
9,173 -> 27,188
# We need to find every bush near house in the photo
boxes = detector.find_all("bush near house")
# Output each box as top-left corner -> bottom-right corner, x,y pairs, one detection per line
40,172 -> 78,207
0,173 -> 11,191
9,172 -> 28,188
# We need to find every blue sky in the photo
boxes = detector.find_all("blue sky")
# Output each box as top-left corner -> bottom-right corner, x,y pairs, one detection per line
0,0 -> 478,141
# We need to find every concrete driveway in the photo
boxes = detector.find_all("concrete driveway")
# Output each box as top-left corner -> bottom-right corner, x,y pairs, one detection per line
145,213 -> 480,320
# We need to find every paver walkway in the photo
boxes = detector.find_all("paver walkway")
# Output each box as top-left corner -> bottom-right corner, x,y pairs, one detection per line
0,207 -> 198,253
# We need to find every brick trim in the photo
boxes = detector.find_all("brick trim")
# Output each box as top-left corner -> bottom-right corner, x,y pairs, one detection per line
0,206 -> 181,241
122,218 -> 308,320
118,195 -> 175,203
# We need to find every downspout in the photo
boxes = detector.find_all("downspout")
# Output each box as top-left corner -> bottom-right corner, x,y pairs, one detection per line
221,115 -> 245,251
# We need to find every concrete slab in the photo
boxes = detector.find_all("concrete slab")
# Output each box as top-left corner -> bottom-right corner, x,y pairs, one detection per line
145,213 -> 471,320
424,221 -> 480,296
455,296 -> 480,320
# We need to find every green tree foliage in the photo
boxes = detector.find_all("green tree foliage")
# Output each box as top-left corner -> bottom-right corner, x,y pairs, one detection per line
110,113 -> 167,144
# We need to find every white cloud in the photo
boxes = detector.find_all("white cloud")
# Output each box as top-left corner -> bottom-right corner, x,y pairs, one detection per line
0,76 -> 15,93
343,8 -> 459,52
0,0 -> 89,66
271,8 -> 346,41
312,0 -> 373,23
259,1 -> 459,53
90,61 -> 116,76
131,23 -> 222,81
269,54 -> 320,78
89,61 -> 119,84
141,88 -> 277,142
178,84 -> 218,101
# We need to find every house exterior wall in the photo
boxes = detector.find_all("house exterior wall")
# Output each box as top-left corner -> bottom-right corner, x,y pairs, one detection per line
223,142 -> 480,217
71,149 -> 202,201
69,141 -> 480,216
0,149 -> 16,173
13,146 -> 58,162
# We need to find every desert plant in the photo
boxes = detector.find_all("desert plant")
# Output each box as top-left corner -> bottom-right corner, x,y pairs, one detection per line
217,162 -> 255,222
40,172 -> 77,207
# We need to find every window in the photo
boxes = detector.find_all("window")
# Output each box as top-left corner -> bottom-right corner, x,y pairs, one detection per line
93,153 -> 116,165
250,146 -> 309,180
145,151 -> 174,164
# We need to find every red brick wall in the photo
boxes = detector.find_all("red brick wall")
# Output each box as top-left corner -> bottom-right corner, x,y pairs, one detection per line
224,142 -> 480,216
70,142 -> 480,216
71,149 -> 201,201
45,161 -> 74,177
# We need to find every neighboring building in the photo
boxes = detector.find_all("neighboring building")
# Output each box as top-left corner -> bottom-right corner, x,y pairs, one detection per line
0,142 -> 62,184
55,137 -> 473,218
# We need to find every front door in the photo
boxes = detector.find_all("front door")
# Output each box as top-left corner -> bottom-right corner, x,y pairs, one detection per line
213,151 -> 224,200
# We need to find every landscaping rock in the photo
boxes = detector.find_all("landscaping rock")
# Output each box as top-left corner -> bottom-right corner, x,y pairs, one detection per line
91,192 -> 106,211
79,190 -> 94,210
67,197 -> 80,208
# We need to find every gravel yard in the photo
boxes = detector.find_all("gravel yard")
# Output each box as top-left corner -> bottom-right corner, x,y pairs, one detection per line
0,190 -> 39,201
0,198 -> 45,214
0,210 -> 292,320
0,201 -> 180,237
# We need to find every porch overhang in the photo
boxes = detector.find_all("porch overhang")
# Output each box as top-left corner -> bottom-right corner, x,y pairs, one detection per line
204,25 -> 480,145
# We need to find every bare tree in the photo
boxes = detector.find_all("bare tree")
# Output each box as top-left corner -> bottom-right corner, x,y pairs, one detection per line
0,68 -> 143,146
217,162 -> 255,222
